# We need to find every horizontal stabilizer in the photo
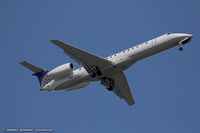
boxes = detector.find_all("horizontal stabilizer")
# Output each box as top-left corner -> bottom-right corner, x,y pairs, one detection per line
111,72 -> 135,106
19,61 -> 45,73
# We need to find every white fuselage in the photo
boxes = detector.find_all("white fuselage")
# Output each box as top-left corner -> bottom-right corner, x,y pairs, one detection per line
42,33 -> 192,91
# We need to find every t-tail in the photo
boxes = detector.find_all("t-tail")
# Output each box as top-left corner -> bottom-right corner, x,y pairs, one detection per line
19,61 -> 49,87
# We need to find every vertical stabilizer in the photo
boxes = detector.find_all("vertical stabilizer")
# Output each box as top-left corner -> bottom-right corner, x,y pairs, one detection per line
19,61 -> 48,86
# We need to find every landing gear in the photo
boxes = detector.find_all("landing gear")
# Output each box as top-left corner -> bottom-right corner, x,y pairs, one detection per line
178,42 -> 183,51
179,47 -> 183,51
106,86 -> 113,91
89,66 -> 102,78
90,71 -> 97,78
101,77 -> 114,91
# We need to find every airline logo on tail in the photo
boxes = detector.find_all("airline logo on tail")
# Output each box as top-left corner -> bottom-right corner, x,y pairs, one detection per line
41,74 -> 53,87
19,61 -> 53,87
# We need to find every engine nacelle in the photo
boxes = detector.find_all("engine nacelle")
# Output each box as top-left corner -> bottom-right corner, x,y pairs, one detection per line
47,63 -> 73,79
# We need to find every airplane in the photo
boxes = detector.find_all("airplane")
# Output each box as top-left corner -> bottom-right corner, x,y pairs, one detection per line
19,33 -> 193,106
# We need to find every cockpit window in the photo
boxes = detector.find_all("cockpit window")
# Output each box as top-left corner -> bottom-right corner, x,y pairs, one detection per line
167,33 -> 171,35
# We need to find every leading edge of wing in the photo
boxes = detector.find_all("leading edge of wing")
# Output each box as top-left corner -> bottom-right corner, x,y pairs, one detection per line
50,40 -> 113,73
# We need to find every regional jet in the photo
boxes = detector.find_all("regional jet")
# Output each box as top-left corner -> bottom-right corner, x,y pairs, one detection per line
20,33 -> 193,105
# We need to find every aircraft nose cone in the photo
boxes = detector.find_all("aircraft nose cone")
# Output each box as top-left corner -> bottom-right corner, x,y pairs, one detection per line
176,33 -> 193,39
187,34 -> 193,38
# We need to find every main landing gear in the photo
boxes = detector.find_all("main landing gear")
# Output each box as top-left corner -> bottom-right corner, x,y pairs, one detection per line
100,77 -> 114,91
89,66 -> 102,78
107,86 -> 113,91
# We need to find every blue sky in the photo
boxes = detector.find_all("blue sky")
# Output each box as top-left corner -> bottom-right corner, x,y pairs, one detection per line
1,0 -> 200,132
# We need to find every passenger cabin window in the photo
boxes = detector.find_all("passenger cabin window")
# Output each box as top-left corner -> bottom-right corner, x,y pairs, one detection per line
167,33 -> 171,35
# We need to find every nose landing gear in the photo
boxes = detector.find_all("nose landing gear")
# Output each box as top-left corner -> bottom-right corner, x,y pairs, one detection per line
178,37 -> 192,51
178,43 -> 183,51
179,46 -> 183,51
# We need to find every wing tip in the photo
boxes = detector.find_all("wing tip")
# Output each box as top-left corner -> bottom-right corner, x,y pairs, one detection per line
129,101 -> 135,106
50,39 -> 59,43
19,61 -> 26,65
50,39 -> 73,50
50,39 -> 64,49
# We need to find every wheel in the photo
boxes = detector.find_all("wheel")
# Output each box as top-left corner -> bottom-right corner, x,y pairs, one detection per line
179,47 -> 183,51
90,72 -> 96,77
97,70 -> 102,76
107,86 -> 113,91
90,67 -> 102,77
95,66 -> 102,76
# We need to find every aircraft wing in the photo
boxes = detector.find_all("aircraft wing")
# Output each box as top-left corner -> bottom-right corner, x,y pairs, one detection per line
111,72 -> 135,105
50,40 -> 113,75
